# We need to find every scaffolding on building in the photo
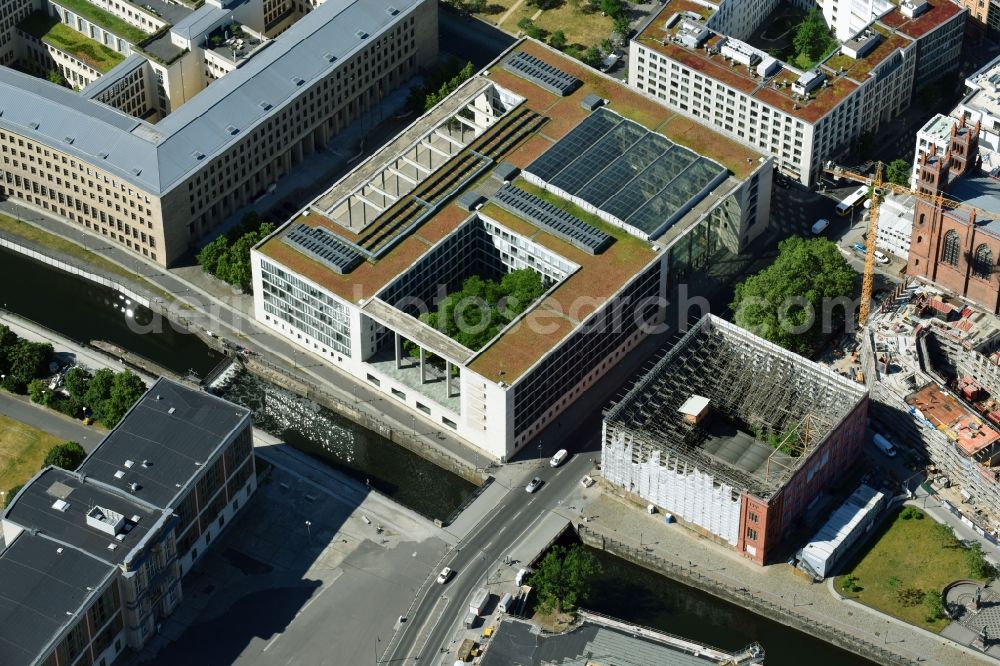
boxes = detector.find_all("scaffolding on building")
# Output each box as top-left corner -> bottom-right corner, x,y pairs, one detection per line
604,315 -> 866,501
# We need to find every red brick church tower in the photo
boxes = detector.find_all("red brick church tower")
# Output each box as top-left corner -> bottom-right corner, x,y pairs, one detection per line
907,117 -> 1000,313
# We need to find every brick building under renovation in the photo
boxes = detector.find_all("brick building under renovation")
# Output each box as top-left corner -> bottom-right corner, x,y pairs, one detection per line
602,315 -> 868,565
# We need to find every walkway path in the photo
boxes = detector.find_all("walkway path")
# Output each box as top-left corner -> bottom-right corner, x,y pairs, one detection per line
581,492 -> 996,665
0,391 -> 101,451
497,0 -> 527,27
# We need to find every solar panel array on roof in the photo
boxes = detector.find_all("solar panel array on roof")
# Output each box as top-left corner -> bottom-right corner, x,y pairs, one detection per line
284,223 -> 364,274
492,184 -> 613,255
525,108 -> 727,238
502,51 -> 581,97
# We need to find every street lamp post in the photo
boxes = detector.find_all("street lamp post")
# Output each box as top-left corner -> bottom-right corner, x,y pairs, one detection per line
538,442 -> 542,460
304,520 -> 312,541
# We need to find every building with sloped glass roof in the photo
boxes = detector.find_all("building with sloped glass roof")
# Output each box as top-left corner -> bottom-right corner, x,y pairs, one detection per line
251,39 -> 774,460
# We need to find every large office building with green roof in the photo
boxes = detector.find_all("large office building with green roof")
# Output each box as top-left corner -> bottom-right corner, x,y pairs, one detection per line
251,40 -> 774,460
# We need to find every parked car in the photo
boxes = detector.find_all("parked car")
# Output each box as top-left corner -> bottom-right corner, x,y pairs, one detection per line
874,250 -> 890,265
550,449 -> 568,467
811,218 -> 831,235
436,567 -> 453,584
852,242 -> 867,255
525,477 -> 543,493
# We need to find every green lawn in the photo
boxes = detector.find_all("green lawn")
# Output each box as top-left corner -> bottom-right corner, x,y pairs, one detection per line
0,414 -> 63,498
476,0 -> 613,51
835,507 -> 987,632
50,0 -> 149,45
20,12 -> 125,73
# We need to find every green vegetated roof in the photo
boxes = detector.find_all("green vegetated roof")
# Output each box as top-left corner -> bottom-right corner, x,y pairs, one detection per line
50,0 -> 150,45
20,12 -> 125,73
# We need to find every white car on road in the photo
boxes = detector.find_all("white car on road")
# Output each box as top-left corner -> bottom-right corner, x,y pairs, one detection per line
436,567 -> 453,584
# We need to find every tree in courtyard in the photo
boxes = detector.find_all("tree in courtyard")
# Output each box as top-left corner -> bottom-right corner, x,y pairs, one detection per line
886,159 -> 911,187
529,544 -> 602,614
549,30 -> 567,50
43,441 -> 86,471
101,371 -> 147,427
793,10 -> 832,62
730,236 -> 856,355
63,367 -> 92,402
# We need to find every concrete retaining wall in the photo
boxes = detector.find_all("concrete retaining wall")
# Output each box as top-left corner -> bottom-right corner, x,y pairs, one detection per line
244,357 -> 484,486
0,236 -> 150,307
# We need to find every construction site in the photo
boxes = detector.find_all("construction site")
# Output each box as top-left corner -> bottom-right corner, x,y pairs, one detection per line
863,280 -> 1000,535
602,314 -> 868,565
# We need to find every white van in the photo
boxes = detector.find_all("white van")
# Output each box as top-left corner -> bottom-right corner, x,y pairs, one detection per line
498,592 -> 514,614
811,218 -> 831,235
873,433 -> 897,457
550,449 -> 569,467
873,250 -> 890,265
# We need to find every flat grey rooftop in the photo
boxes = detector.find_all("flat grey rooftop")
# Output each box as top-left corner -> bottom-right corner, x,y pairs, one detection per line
481,618 -> 732,666
140,31 -> 185,63
4,467 -> 165,565
0,531 -> 114,666
140,0 -> 194,25
78,377 -> 250,509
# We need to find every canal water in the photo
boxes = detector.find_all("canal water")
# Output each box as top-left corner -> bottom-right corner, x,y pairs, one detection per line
0,246 -> 221,376
586,546 -> 877,666
218,370 -> 474,520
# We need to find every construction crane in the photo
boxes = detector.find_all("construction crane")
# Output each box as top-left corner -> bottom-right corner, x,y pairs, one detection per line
823,161 -> 998,326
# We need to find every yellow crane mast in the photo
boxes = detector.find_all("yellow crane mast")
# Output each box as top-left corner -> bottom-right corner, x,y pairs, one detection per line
823,162 -> 997,326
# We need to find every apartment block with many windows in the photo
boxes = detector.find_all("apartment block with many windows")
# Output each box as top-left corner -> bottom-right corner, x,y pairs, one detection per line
0,378 -> 254,666
629,0 -> 965,184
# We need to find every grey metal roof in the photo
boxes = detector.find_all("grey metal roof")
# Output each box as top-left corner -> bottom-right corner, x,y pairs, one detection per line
78,377 -> 251,510
0,531 -> 115,666
3,467 -> 166,566
947,174 -> 1000,233
0,67 -> 164,190
171,0 -> 246,40
0,0 -> 421,196
79,53 -> 148,100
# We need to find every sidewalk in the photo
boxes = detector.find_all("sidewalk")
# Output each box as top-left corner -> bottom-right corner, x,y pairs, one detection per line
581,492 -> 996,665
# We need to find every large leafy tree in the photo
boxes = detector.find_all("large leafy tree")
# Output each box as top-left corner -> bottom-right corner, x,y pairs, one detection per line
731,237 -> 856,354
886,159 -> 911,187
102,371 -> 147,426
529,545 -> 602,614
43,442 -> 86,471
83,368 -> 116,421
8,340 -> 53,385
64,367 -> 93,401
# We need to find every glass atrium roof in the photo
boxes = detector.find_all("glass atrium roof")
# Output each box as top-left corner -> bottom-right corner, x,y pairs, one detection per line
525,108 -> 726,236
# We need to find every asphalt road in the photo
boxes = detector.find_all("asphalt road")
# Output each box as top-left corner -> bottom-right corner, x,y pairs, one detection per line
0,390 -> 102,450
386,437 -> 596,664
